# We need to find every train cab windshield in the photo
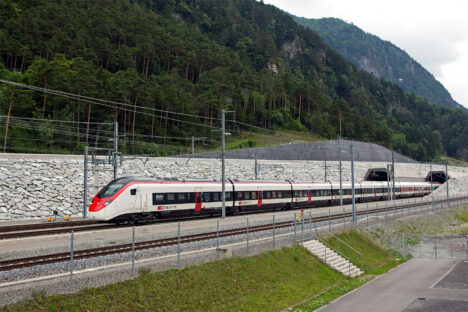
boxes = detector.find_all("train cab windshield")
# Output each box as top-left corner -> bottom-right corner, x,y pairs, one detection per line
96,178 -> 132,198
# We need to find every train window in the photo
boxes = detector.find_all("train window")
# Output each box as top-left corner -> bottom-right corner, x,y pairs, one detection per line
177,193 -> 186,201
265,191 -> 271,199
130,189 -> 136,196
152,194 -> 164,205
294,190 -> 299,197
271,191 -> 277,198
212,192 -> 220,202
97,182 -> 126,198
236,192 -> 243,200
285,191 -> 291,197
244,192 -> 250,200
167,193 -> 175,202
251,192 -> 257,200
203,192 -> 211,202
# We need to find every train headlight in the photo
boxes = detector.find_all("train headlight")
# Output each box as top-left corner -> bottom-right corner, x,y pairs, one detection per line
103,199 -> 114,206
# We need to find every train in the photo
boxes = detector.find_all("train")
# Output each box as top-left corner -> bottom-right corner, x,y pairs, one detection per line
88,176 -> 439,222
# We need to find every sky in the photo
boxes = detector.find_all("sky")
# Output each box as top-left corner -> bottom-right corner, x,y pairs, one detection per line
262,0 -> 468,108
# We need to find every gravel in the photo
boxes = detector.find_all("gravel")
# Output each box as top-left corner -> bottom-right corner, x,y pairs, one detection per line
428,175 -> 468,198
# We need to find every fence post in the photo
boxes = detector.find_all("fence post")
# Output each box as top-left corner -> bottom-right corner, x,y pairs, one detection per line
131,225 -> 135,277
376,203 -> 379,222
419,237 -> 422,258
301,213 -> 304,242
466,237 -> 468,260
450,237 -> 452,258
366,204 -> 369,228
402,233 -> 406,259
69,231 -> 74,293
216,220 -> 219,260
309,211 -> 312,240
177,222 -> 181,269
294,213 -> 297,242
324,244 -> 327,262
273,215 -> 276,248
246,217 -> 249,255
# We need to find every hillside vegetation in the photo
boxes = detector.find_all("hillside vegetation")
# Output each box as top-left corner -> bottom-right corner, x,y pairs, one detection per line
294,17 -> 462,110
0,0 -> 467,160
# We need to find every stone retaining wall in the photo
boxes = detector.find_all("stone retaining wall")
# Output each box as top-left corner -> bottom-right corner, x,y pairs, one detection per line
0,154 -> 466,220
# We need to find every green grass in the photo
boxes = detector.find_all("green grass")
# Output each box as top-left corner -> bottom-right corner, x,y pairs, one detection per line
2,246 -> 347,312
324,230 -> 404,275
198,130 -> 323,153
3,231 -> 404,312
437,155 -> 468,166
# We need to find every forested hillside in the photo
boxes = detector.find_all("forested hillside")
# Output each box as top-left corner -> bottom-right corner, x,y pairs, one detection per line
0,0 -> 467,161
293,17 -> 462,110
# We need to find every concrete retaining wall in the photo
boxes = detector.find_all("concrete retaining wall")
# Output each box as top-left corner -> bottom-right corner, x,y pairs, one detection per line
0,153 -> 466,220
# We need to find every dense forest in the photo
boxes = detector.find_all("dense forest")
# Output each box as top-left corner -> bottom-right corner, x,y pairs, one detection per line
294,17 -> 462,109
0,0 -> 467,161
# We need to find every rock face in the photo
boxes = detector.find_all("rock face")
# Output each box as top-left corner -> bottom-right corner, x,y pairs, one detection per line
0,154 -> 467,220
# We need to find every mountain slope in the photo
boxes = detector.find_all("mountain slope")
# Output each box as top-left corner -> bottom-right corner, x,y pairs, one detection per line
293,17 -> 462,109
0,0 -> 467,161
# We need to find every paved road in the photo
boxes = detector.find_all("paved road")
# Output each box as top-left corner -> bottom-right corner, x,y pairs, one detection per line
318,259 -> 468,312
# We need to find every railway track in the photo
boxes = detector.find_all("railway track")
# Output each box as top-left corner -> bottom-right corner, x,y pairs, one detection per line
1,196 -> 466,272
0,196 -> 464,241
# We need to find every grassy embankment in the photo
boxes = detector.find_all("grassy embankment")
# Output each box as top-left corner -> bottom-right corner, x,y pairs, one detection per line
365,205 -> 468,249
198,130 -> 323,153
2,230 -> 402,312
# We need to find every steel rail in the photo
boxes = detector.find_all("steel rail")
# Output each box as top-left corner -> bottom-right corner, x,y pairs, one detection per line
0,196 -> 464,240
1,195 -> 466,272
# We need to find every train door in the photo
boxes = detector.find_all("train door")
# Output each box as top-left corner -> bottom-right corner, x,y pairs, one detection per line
308,189 -> 312,204
126,185 -> 139,213
139,190 -> 149,212
257,189 -> 263,207
195,189 -> 203,212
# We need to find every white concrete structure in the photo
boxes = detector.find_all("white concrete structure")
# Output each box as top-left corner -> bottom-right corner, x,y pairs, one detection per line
302,239 -> 363,277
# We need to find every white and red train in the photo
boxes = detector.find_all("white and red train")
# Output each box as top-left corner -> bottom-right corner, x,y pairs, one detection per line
88,177 -> 439,222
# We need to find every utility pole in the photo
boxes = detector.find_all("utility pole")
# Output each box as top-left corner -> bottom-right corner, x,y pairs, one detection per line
324,159 -> 327,182
83,146 -> 88,219
392,151 -> 395,200
351,142 -> 356,225
221,110 -> 226,219
339,137 -> 343,213
113,122 -> 118,180
387,164 -> 391,201
430,163 -> 433,191
254,153 -> 258,179
446,161 -> 449,207
192,136 -> 195,157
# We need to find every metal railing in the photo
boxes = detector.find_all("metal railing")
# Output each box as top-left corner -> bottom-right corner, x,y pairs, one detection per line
311,218 -> 364,273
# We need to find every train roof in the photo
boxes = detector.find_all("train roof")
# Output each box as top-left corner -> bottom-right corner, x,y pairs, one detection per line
112,177 -> 438,185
